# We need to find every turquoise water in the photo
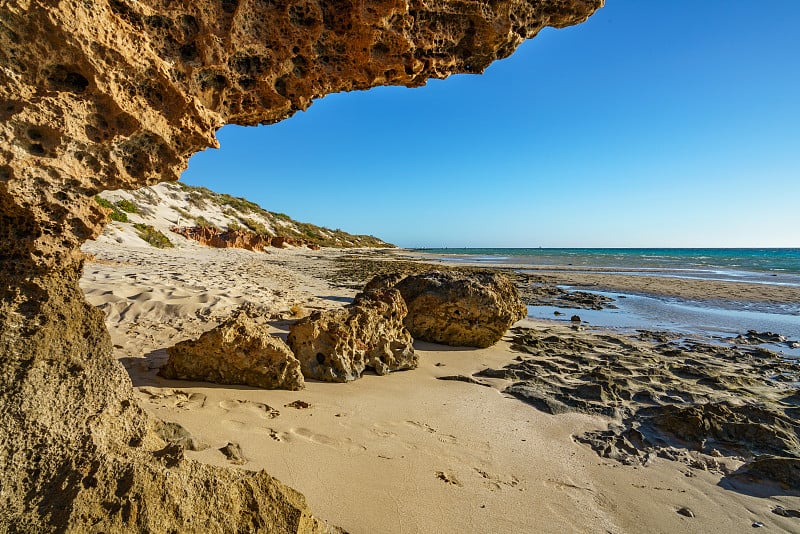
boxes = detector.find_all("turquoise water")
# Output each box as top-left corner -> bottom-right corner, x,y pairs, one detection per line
410,248 -> 800,350
412,248 -> 800,274
412,248 -> 800,288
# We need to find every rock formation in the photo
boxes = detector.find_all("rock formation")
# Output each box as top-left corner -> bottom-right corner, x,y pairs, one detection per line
0,0 -> 602,529
171,225 -> 318,251
288,288 -> 417,382
171,225 -> 274,251
159,310 -> 305,390
367,271 -> 528,347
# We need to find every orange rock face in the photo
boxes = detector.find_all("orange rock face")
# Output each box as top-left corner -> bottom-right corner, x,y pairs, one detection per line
0,0 -> 603,530
172,225 -> 272,251
170,226 -> 321,250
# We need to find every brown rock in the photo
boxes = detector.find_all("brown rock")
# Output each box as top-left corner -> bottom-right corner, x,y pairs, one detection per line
0,271 -> 328,533
732,457 -> 800,490
287,288 -> 417,382
369,271 -> 528,348
646,402 -> 800,458
0,0 -> 602,528
160,310 -> 304,390
171,226 -> 273,251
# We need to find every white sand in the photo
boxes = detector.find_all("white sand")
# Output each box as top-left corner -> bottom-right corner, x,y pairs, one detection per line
80,239 -> 800,533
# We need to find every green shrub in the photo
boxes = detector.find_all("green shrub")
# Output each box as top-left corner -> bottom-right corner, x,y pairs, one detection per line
109,210 -> 128,223
115,199 -> 138,213
194,216 -> 215,228
95,195 -> 128,222
172,205 -> 193,221
219,194 -> 262,214
187,190 -> 209,208
94,195 -> 114,209
241,217 -> 270,235
133,223 -> 173,248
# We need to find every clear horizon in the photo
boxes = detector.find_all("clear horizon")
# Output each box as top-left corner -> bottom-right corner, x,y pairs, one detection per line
182,0 -> 800,249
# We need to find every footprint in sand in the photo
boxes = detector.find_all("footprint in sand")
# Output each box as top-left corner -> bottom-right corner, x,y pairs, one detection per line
266,428 -> 285,442
219,399 -> 280,419
405,420 -> 437,433
474,468 -> 520,490
405,420 -> 457,444
369,426 -> 397,439
220,419 -> 279,437
138,387 -> 206,410
544,478 -> 593,493
288,427 -> 367,453
435,470 -> 462,487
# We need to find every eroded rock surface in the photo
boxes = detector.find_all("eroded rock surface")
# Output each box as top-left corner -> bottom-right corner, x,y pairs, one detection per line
288,288 -> 417,382
159,310 -> 305,390
0,271 -> 328,533
171,225 -> 319,251
515,274 -> 616,310
0,0 -> 602,529
471,325 -> 800,490
368,271 -> 527,347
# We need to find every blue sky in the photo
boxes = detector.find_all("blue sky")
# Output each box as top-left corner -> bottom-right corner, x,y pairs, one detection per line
182,0 -> 800,248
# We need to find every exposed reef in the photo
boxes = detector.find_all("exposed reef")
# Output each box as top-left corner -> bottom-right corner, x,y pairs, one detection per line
473,325 -> 800,490
0,0 -> 603,529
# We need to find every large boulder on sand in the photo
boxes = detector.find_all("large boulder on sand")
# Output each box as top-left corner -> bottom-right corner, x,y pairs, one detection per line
159,311 -> 304,390
287,288 -> 417,382
367,271 -> 527,348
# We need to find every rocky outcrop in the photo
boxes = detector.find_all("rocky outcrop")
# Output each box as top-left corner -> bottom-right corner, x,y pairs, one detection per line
0,0 -> 602,529
471,325 -> 800,489
367,271 -> 528,347
159,310 -> 305,390
0,271 -> 328,533
288,288 -> 417,382
170,225 -> 317,251
171,225 -> 273,251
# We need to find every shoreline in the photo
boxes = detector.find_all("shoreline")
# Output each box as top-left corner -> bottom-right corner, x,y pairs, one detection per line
396,249 -> 800,307
80,242 -> 800,533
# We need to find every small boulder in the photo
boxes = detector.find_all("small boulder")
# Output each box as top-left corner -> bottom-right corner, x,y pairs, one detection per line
287,288 -> 417,382
367,271 -> 527,348
159,310 -> 304,390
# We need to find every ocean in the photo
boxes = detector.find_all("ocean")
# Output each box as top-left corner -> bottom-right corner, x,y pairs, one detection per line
410,248 -> 800,353
412,247 -> 800,273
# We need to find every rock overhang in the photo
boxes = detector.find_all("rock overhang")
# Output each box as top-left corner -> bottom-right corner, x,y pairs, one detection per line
1,0 -> 602,272
0,0 -> 603,530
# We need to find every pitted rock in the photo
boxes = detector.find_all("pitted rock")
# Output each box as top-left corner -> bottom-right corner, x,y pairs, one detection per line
288,288 -> 417,382
160,310 -> 304,390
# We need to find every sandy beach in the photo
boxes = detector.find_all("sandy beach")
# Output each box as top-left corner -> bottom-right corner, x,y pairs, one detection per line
80,239 -> 800,533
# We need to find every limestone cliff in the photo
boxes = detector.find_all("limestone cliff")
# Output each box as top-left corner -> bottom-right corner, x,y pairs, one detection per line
0,0 -> 602,530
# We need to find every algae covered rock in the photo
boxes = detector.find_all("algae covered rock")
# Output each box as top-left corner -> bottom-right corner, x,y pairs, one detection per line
160,310 -> 304,390
287,288 -> 417,382
368,271 -> 528,348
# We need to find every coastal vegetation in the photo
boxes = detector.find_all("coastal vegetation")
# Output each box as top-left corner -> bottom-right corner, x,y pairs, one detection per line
133,223 -> 173,248
94,195 -> 128,223
114,199 -> 138,214
99,182 -> 392,249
